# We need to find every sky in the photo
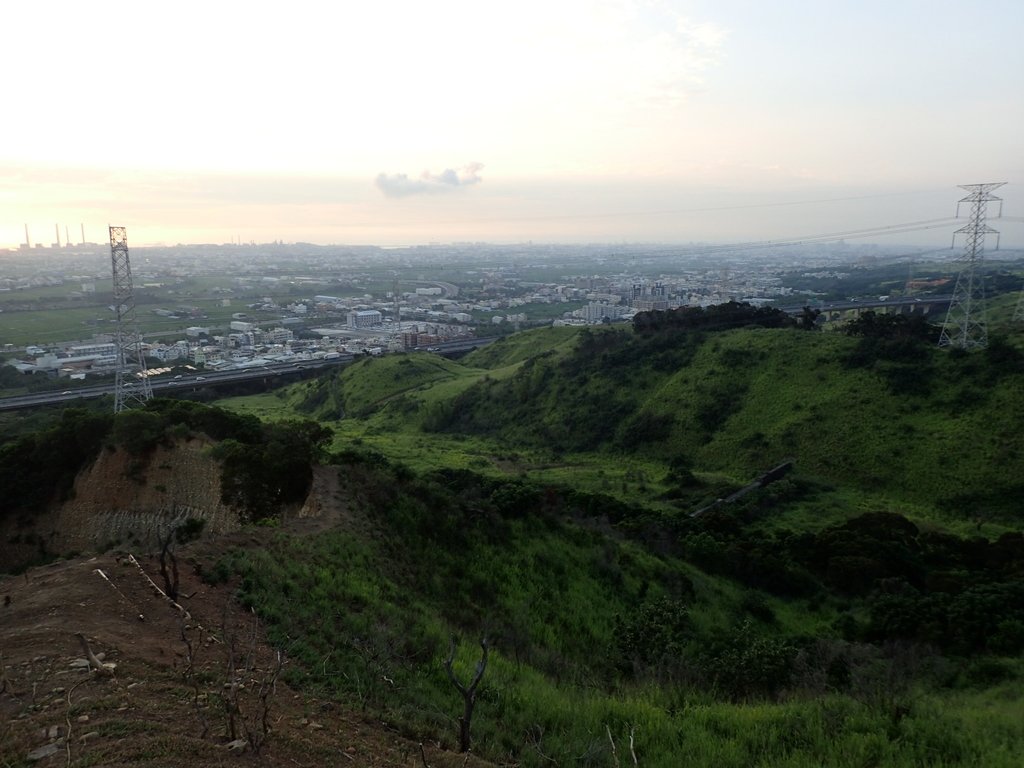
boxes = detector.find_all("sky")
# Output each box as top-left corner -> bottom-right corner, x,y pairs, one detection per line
2,0 -> 1022,249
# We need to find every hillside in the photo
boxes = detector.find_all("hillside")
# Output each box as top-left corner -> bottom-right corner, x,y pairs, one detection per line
0,436 -> 239,572
3,313 -> 1024,766
278,315 -> 1024,532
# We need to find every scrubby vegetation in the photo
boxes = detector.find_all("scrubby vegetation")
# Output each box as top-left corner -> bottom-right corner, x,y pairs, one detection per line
387,313 -> 1023,527
0,407 -> 113,521
210,457 -> 1024,766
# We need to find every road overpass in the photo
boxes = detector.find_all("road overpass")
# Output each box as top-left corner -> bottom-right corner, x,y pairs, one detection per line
0,337 -> 497,412
0,355 -> 355,412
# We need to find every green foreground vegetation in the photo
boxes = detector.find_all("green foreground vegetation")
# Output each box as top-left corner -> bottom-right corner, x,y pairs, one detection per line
5,303 -> 1024,765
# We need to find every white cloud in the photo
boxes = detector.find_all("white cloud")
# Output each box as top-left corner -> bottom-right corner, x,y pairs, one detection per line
375,163 -> 484,197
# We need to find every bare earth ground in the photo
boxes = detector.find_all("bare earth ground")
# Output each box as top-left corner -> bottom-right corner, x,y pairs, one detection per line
0,548 -> 492,768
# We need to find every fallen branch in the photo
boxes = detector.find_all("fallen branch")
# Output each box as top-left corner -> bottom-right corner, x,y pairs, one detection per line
607,724 -> 638,767
74,633 -> 115,677
606,724 -> 619,768
65,676 -> 89,768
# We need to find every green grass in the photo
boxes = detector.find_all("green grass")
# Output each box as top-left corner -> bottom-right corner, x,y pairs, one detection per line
216,322 -> 1024,534
215,391 -> 298,420
217,471 -> 1024,767
0,284 -> 300,346
462,324 -> 583,368
0,305 -> 120,345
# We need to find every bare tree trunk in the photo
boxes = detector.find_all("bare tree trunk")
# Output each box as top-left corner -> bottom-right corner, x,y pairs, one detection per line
157,525 -> 180,601
444,635 -> 489,753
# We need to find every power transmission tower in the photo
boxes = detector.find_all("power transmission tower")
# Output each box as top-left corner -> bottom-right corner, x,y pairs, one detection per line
110,226 -> 153,412
937,182 -> 1005,350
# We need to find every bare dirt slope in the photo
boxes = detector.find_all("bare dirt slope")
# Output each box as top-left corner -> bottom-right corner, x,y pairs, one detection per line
0,548 -> 490,768
0,437 -> 241,572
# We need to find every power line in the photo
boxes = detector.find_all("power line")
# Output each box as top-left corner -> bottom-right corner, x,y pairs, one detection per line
670,218 -> 960,256
426,188 -> 952,226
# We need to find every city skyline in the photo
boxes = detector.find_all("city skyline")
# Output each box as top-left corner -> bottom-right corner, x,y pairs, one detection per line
3,0 -> 1022,248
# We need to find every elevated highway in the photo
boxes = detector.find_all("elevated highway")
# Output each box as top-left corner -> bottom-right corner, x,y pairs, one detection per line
0,355 -> 355,412
0,337 -> 497,412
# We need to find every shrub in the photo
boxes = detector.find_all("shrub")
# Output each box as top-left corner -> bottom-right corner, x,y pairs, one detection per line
614,596 -> 693,672
696,621 -> 797,699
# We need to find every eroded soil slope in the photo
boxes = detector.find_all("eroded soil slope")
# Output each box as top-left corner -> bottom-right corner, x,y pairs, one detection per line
0,549 -> 490,767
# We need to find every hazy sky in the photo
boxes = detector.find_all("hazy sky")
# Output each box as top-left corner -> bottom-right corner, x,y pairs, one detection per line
2,0 -> 1022,248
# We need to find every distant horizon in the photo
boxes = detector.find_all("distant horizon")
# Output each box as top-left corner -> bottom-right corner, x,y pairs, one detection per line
4,176 -> 1021,253
4,234 -> 1016,256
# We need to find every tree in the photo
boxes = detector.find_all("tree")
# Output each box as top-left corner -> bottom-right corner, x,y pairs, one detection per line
156,524 -> 181,601
444,635 -> 489,753
798,306 -> 821,330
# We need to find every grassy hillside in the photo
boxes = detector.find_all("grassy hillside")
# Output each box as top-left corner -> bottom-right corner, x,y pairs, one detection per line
219,316 -> 1024,536
5,309 -> 1024,764
204,314 -> 1024,763
203,451 -> 1024,767
384,322 -> 1024,528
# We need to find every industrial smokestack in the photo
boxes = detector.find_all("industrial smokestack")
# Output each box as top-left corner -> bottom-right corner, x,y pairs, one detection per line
24,224 -> 30,247
55,223 -> 61,248
80,223 -> 85,245
65,225 -> 70,247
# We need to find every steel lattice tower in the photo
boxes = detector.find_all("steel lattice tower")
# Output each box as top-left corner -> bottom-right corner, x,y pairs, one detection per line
937,182 -> 1005,350
110,226 -> 153,412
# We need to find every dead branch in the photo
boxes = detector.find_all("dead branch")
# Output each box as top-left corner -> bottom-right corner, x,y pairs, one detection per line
606,724 -> 619,768
444,635 -> 489,753
218,606 -> 284,755
64,676 -> 89,768
628,726 -> 638,766
223,606 -> 240,742
74,633 -> 114,677
250,648 -> 284,753
179,617 -> 210,739
525,723 -> 558,763
419,742 -> 432,768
